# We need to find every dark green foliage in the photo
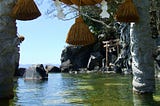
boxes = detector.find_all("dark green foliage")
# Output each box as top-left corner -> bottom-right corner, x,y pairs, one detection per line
80,1 -> 123,41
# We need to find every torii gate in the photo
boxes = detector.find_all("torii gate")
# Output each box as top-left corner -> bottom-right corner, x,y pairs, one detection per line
103,39 -> 120,68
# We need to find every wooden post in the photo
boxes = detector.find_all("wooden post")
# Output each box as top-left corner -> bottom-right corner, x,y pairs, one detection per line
103,41 -> 108,68
103,39 -> 119,68
106,44 -> 109,67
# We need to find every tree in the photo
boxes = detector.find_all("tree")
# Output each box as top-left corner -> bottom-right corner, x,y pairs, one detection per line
0,0 -> 19,99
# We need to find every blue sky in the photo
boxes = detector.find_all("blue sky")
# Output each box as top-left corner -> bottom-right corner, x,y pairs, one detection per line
17,4 -> 74,65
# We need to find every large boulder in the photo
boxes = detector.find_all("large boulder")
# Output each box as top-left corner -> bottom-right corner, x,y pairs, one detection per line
60,45 -> 93,71
23,64 -> 48,80
14,68 -> 26,77
36,64 -> 48,79
60,59 -> 73,72
45,65 -> 61,73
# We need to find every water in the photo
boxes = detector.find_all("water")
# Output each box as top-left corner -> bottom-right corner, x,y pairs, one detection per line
2,73 -> 160,105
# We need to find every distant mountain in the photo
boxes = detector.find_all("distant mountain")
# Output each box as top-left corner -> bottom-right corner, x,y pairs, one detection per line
19,64 -> 60,69
19,64 -> 32,68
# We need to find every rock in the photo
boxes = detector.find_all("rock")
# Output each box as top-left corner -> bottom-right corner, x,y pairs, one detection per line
36,64 -> 48,79
60,59 -> 73,72
24,64 -> 48,80
113,65 -> 122,73
87,52 -> 103,70
60,45 -> 92,71
14,68 -> 26,76
45,65 -> 61,73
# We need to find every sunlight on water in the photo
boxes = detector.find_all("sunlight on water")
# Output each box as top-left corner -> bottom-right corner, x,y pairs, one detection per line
5,73 -> 160,105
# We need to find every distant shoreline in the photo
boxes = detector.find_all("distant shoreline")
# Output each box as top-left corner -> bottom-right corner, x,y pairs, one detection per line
19,64 -> 60,68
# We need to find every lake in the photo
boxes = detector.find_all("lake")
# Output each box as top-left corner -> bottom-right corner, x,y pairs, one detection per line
1,73 -> 160,106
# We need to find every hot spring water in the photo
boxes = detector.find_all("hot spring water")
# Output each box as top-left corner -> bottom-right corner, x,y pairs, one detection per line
5,73 -> 159,105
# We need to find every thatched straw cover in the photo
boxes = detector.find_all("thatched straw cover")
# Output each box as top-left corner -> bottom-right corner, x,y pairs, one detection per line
81,0 -> 101,5
66,16 -> 95,45
115,0 -> 139,22
11,0 -> 41,21
67,0 -> 102,6
60,0 -> 73,5
70,0 -> 85,6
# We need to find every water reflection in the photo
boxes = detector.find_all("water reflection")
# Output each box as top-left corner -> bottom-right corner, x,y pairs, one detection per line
133,94 -> 155,106
60,73 -> 134,106
133,93 -> 160,106
132,78 -> 160,106
3,73 -> 160,105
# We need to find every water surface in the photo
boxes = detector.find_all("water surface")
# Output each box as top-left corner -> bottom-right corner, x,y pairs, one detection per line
5,73 -> 160,105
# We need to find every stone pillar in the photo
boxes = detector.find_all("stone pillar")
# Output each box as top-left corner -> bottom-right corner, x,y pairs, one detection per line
0,0 -> 18,99
131,0 -> 156,93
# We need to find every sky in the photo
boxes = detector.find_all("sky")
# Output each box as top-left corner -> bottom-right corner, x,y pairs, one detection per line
17,1 -> 74,65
